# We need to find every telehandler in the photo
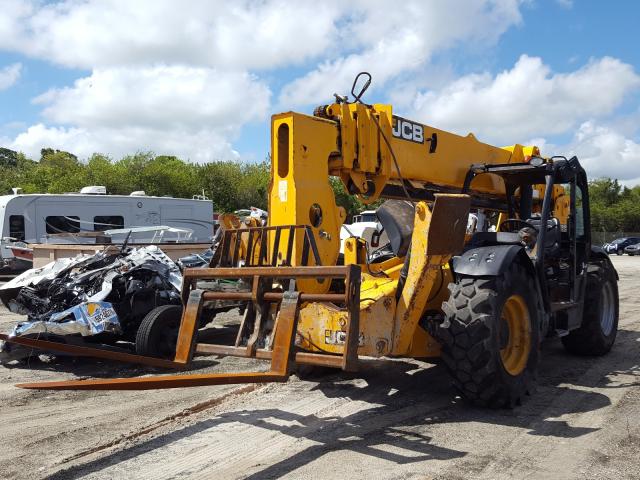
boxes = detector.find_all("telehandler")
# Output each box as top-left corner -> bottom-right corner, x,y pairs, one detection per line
3,73 -> 618,407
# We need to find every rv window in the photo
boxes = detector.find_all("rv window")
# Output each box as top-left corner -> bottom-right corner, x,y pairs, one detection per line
9,215 -> 25,240
94,215 -> 125,231
46,216 -> 80,234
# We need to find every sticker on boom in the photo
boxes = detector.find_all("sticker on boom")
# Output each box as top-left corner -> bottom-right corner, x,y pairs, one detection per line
392,116 -> 424,144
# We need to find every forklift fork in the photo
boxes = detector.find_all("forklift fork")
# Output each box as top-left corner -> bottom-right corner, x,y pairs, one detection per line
11,265 -> 361,390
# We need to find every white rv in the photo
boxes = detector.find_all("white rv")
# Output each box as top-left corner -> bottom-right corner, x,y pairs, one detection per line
0,186 -> 214,270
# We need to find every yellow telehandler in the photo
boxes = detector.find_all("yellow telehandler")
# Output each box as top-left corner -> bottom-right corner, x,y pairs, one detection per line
4,73 -> 618,407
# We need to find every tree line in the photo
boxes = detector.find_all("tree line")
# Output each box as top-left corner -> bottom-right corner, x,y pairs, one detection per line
589,178 -> 640,233
0,148 -> 271,213
0,147 -> 372,217
0,147 -> 638,230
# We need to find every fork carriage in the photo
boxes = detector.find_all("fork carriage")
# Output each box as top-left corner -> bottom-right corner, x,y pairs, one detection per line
5,194 -> 472,390
3,224 -> 364,389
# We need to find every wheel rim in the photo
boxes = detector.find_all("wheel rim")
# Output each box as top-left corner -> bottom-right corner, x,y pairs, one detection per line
499,294 -> 531,376
599,282 -> 615,336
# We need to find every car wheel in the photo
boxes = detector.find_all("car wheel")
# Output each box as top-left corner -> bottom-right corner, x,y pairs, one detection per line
135,305 -> 184,359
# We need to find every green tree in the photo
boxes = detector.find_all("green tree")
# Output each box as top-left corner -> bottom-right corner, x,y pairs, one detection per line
588,178 -> 622,207
235,162 -> 270,211
0,147 -> 18,168
139,155 -> 199,198
589,177 -> 640,233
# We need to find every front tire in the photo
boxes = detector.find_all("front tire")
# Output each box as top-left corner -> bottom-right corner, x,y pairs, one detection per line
561,262 -> 618,355
135,305 -> 183,359
439,262 -> 542,407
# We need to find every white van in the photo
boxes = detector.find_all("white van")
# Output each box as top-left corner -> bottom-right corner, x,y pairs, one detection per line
0,187 -> 214,269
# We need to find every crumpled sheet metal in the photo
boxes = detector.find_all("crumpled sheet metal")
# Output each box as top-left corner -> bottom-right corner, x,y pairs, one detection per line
0,254 -> 93,292
80,246 -> 182,302
13,301 -> 122,337
0,245 -> 184,362
0,246 -> 180,295
127,246 -> 182,291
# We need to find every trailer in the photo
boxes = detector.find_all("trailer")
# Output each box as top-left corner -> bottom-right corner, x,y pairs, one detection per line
0,187 -> 214,270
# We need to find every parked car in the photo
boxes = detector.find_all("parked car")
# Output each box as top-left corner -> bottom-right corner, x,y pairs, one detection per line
624,243 -> 640,256
603,237 -> 640,255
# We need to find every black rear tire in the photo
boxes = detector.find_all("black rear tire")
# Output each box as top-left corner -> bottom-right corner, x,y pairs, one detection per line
135,305 -> 183,359
439,262 -> 543,407
561,262 -> 618,355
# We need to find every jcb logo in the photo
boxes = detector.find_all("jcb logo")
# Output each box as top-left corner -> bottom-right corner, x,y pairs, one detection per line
392,116 -> 424,144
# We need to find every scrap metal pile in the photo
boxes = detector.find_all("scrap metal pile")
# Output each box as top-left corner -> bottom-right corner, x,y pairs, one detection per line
0,245 -> 183,362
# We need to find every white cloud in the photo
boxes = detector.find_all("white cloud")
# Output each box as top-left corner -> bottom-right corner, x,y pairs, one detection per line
409,55 -> 640,144
556,0 -> 573,9
0,1 -> 527,161
279,0 -> 523,106
0,0 -> 342,70
566,122 -> 640,184
0,63 -> 22,90
33,66 -> 269,129
408,54 -> 640,185
10,66 -> 270,162
9,123 -> 240,163
523,122 -> 640,185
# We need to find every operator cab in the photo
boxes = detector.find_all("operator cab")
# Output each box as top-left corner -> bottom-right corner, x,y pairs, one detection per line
463,156 -> 592,333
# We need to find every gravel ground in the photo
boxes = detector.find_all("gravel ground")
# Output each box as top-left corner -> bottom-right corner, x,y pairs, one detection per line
0,255 -> 638,480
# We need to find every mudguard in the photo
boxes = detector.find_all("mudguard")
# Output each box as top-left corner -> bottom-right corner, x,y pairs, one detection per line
451,244 -> 528,277
589,245 -> 619,280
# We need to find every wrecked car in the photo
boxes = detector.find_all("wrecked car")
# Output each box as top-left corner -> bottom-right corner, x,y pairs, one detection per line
0,245 -> 184,362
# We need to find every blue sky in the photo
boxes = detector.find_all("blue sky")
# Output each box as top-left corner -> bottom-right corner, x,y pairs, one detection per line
1,0 -> 639,183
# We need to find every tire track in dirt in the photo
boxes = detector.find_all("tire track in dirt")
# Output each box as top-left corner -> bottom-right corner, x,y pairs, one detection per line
48,363 -> 461,479
3,257 -> 639,480
60,384 -> 259,464
473,324 -> 640,479
466,258 -> 640,480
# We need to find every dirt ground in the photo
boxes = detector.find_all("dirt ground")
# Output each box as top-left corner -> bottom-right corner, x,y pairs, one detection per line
0,255 -> 638,480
